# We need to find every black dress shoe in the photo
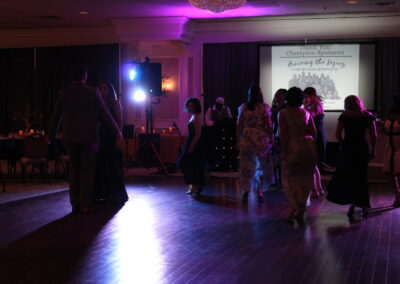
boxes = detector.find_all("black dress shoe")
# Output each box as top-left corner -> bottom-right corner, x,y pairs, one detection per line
242,192 -> 249,204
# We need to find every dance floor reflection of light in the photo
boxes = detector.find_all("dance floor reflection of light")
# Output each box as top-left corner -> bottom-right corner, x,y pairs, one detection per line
113,200 -> 165,283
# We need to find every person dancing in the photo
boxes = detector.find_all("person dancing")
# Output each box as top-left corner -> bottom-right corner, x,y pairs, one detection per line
270,88 -> 287,190
279,87 -> 317,225
237,84 -> 273,204
49,66 -> 122,214
177,98 -> 205,195
93,81 -> 128,205
303,87 -> 325,198
327,95 -> 376,220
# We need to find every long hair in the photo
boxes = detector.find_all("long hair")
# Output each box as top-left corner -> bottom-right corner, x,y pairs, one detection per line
185,98 -> 202,114
303,86 -> 323,102
272,88 -> 287,110
247,84 -> 264,111
98,81 -> 118,101
344,95 -> 366,112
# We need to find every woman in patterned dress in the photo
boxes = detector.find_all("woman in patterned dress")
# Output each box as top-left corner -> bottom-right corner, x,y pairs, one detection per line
237,84 -> 273,204
279,87 -> 317,225
383,95 -> 400,207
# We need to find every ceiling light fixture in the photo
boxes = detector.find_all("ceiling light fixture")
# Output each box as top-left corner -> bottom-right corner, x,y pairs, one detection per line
79,11 -> 89,15
188,0 -> 247,13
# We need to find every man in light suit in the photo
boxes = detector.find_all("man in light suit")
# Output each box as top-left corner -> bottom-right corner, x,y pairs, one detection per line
49,65 -> 122,214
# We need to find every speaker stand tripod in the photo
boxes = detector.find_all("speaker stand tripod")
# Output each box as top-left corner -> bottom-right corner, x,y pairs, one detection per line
124,98 -> 169,176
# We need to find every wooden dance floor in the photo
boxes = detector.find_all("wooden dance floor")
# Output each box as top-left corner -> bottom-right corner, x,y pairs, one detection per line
1,175 -> 399,284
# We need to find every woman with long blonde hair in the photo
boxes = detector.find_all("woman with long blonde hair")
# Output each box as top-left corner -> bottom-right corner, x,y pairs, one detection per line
327,95 -> 376,221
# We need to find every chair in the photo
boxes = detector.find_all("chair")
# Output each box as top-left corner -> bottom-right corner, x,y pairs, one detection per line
48,139 -> 69,179
20,134 -> 50,183
55,153 -> 70,178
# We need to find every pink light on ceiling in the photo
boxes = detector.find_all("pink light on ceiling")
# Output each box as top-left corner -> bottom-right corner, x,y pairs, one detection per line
188,0 -> 247,13
161,5 -> 276,19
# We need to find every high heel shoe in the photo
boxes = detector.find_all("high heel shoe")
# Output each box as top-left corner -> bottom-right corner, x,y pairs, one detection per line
186,185 -> 196,194
242,192 -> 249,204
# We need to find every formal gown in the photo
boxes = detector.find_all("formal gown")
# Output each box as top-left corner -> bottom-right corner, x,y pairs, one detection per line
176,121 -> 205,186
93,106 -> 128,204
279,107 -> 317,210
383,118 -> 400,174
327,113 -> 375,208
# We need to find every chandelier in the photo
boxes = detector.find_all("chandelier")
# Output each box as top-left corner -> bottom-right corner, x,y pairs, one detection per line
189,0 -> 247,13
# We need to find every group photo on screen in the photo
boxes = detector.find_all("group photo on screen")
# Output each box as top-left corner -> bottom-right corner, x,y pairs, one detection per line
260,43 -> 376,111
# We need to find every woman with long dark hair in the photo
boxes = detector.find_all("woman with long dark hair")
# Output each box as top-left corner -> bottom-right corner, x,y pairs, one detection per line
177,98 -> 205,195
270,88 -> 288,189
303,87 -> 325,198
237,84 -> 273,204
327,95 -> 376,220
93,81 -> 128,205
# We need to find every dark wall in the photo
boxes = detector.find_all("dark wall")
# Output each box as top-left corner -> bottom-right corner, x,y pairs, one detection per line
0,44 -> 119,135
203,43 -> 259,117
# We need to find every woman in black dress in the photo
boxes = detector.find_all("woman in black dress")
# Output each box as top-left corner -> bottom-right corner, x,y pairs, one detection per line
327,95 -> 376,220
177,98 -> 204,195
93,81 -> 128,204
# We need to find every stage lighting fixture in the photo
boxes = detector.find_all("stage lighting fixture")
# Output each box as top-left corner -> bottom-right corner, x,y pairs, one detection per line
129,69 -> 137,81
132,89 -> 146,102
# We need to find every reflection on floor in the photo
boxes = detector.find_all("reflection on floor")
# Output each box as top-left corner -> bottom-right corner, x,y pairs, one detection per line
0,174 -> 399,284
